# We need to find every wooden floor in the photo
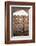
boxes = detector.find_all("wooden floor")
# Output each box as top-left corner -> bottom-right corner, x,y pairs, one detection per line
13,30 -> 29,36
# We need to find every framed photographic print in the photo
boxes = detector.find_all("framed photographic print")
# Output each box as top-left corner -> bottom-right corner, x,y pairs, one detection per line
5,1 -> 35,44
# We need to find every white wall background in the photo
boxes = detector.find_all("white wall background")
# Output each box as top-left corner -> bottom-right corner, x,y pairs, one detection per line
0,0 -> 36,46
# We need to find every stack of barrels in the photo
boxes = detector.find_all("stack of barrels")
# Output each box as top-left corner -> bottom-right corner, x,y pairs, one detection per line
13,15 -> 29,32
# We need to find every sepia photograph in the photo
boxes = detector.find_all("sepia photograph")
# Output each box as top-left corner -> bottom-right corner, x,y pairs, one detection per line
11,7 -> 29,36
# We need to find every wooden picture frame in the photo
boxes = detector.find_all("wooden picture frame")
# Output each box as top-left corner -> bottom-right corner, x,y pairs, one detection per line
5,1 -> 35,44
